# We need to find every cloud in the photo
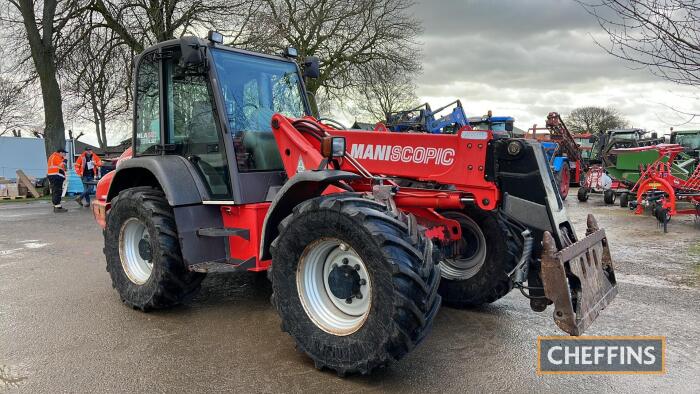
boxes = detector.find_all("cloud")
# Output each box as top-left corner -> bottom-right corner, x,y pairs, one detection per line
412,0 -> 700,133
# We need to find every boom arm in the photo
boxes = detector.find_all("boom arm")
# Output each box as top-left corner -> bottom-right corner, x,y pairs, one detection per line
270,114 -> 618,336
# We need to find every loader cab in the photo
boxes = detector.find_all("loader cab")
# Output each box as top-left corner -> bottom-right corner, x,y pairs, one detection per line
132,36 -> 313,204
670,130 -> 700,155
468,115 -> 514,136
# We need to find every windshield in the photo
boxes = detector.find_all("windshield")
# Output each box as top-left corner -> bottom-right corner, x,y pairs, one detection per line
211,49 -> 307,171
611,132 -> 639,140
676,134 -> 700,149
576,138 -> 594,147
472,121 -> 506,132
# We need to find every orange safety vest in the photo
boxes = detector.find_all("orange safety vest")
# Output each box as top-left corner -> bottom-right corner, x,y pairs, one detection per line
47,152 -> 67,178
74,151 -> 103,177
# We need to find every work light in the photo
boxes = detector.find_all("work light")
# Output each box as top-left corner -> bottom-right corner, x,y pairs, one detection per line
284,47 -> 299,58
321,137 -> 346,159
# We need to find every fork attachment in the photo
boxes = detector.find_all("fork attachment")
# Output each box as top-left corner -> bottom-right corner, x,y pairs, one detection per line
540,214 -> 617,336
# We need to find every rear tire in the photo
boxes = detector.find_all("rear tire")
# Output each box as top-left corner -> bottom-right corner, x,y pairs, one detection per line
603,189 -> 616,205
577,187 -> 589,202
104,187 -> 204,311
270,193 -> 440,376
556,163 -> 570,200
437,207 -> 519,307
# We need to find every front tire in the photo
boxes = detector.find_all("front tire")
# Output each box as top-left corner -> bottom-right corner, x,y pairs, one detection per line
437,208 -> 519,307
577,187 -> 589,202
270,193 -> 440,376
603,189 -> 616,205
104,187 -> 204,311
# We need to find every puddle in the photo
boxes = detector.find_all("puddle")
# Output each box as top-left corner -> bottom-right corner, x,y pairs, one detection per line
0,241 -> 51,259
0,248 -> 23,257
0,365 -> 28,389
22,242 -> 49,249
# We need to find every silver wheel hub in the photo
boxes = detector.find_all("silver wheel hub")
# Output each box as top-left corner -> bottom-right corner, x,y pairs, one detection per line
119,218 -> 153,285
439,215 -> 487,280
297,238 -> 371,336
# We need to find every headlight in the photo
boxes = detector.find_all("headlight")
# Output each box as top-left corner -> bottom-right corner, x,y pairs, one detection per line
507,140 -> 522,156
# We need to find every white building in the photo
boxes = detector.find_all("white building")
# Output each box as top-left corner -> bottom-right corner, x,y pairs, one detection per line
0,137 -> 47,179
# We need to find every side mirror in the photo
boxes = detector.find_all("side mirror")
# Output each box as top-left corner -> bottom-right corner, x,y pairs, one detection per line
303,56 -> 320,79
589,136 -> 596,143
180,36 -> 204,67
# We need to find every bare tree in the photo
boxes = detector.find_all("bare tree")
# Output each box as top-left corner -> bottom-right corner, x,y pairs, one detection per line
244,0 -> 422,102
566,106 -> 629,133
3,0 -> 86,157
351,62 -> 419,122
579,1 -> 700,87
89,0 -> 254,53
64,27 -> 130,148
0,77 -> 37,136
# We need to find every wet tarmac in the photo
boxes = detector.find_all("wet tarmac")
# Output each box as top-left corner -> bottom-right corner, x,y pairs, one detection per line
1,191 -> 699,392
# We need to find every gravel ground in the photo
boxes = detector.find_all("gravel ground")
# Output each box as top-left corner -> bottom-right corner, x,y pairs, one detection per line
1,191 -> 698,393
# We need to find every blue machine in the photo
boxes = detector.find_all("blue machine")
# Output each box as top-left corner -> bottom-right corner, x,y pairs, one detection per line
385,100 -> 469,134
541,141 -> 568,172
468,114 -> 515,135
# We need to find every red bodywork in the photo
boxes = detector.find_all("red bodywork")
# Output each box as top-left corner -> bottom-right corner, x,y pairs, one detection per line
92,147 -> 133,228
630,144 -> 700,216
527,113 -> 584,185
273,115 -> 502,242
220,203 -> 271,271
94,116 -> 506,270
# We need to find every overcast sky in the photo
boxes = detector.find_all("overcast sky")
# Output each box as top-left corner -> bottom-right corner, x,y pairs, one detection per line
77,0 -> 699,146
413,0 -> 700,135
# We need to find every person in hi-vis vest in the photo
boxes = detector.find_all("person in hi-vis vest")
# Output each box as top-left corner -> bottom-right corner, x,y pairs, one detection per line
74,147 -> 103,207
46,148 -> 68,213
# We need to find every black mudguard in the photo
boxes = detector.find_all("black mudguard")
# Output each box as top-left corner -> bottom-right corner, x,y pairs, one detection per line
259,170 -> 361,260
108,156 -> 208,205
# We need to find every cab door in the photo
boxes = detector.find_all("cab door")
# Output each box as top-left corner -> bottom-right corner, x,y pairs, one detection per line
161,47 -> 233,200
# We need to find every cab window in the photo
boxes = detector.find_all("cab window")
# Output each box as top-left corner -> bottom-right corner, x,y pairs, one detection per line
134,52 -> 161,155
211,49 -> 306,172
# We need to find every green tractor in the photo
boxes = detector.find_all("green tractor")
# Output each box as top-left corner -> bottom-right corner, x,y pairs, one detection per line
579,128 -> 665,204
670,129 -> 700,157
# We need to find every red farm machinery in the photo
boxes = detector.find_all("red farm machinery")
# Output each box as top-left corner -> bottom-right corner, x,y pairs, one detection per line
578,129 -> 665,204
625,144 -> 700,231
91,34 -> 618,375
527,112 -> 584,200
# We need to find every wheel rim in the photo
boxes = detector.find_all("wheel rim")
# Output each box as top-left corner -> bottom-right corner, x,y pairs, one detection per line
439,214 -> 487,280
119,218 -> 153,285
297,238 -> 372,336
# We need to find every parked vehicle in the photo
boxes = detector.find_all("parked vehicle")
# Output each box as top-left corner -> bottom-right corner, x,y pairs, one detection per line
579,128 -> 665,204
91,33 -> 618,375
384,100 -> 469,134
670,129 -> 700,157
527,112 -> 584,200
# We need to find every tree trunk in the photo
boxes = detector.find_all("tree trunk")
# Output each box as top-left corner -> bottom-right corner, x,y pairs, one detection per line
37,62 -> 66,157
99,116 -> 107,149
17,0 -> 66,159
